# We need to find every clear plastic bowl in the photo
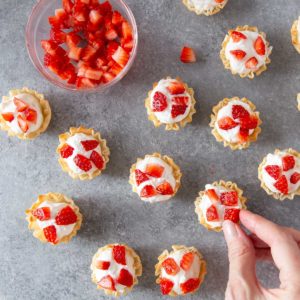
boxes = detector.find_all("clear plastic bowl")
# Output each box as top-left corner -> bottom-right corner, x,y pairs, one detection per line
26,0 -> 138,92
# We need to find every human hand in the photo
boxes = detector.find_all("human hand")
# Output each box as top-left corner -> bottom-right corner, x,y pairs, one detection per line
222,209 -> 300,300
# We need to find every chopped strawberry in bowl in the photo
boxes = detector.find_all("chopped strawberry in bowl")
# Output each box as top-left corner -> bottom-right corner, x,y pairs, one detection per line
26,0 -> 138,91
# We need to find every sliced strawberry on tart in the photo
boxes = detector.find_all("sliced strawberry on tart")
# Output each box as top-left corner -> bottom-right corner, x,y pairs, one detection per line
182,0 -> 228,16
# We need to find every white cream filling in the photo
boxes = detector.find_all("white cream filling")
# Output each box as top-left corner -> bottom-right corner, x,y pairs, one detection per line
150,79 -> 192,124
0,93 -> 43,134
135,156 -> 176,203
186,0 -> 223,12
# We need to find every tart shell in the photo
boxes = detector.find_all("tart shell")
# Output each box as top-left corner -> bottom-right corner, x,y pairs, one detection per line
291,19 -> 300,54
182,0 -> 228,16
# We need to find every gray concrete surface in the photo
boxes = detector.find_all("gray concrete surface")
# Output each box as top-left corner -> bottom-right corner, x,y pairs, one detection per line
0,0 -> 300,299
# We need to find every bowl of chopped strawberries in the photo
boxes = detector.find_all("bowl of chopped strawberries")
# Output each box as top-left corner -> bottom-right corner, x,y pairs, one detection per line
26,0 -> 138,91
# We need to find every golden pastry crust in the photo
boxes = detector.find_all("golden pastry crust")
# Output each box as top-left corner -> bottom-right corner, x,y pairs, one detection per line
297,94 -> 300,111
91,244 -> 142,297
25,192 -> 82,245
258,149 -> 300,201
291,19 -> 300,54
0,87 -> 51,139
129,152 -> 182,201
155,245 -> 207,297
57,126 -> 110,180
195,180 -> 247,232
220,26 -> 272,79
145,77 -> 196,131
182,0 -> 228,16
210,97 -> 262,150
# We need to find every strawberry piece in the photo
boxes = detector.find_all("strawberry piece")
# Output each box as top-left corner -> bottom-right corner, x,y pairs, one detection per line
274,175 -> 289,194
95,261 -> 110,270
206,205 -> 219,221
113,245 -> 126,265
237,128 -> 249,144
265,165 -> 281,180
110,63 -> 123,76
231,31 -> 247,42
99,1 -> 112,14
23,108 -> 37,124
218,117 -> 238,130
140,185 -> 157,198
13,97 -> 28,112
180,252 -> 194,271
55,205 -> 77,225
180,278 -> 200,294
66,32 -> 81,47
112,11 -> 123,25
73,2 -> 89,22
85,68 -> 103,80
106,41 -> 119,59
215,0 -> 224,2
171,105 -> 187,118
172,96 -> 189,106
60,144 -> 74,158
17,115 -> 29,133
282,155 -> 296,171
74,154 -> 92,171
89,9 -> 103,25
43,225 -> 57,244
122,39 -> 134,52
1,113 -> 14,122
62,0 -> 74,14
224,208 -> 240,223
90,151 -> 105,170
152,91 -> 168,112
50,28 -> 66,44
167,81 -> 185,95
117,269 -> 133,287
205,189 -> 219,202
68,47 -> 82,61
180,46 -> 196,63
112,46 -> 129,67
230,50 -> 246,60
105,28 -> 118,40
135,169 -> 149,186
245,57 -> 258,69
291,172 -> 300,184
81,45 -> 97,62
121,21 -> 133,40
162,258 -> 180,276
76,77 -> 97,88
145,164 -> 164,178
239,115 -> 258,130
220,191 -> 238,206
102,72 -> 115,83
81,140 -> 99,151
254,36 -> 266,55
232,105 -> 250,120
32,207 -> 51,221
98,275 -> 116,291
160,278 -> 174,295
156,181 -> 174,195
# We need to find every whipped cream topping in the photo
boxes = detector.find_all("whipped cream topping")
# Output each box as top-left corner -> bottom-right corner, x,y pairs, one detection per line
216,99 -> 255,143
0,93 -> 43,134
199,184 -> 242,228
161,249 -> 201,295
36,201 -> 76,241
261,151 -> 300,194
297,17 -> 300,41
225,30 -> 270,75
93,246 -> 136,294
135,156 -> 176,203
150,78 -> 192,124
186,0 -> 224,12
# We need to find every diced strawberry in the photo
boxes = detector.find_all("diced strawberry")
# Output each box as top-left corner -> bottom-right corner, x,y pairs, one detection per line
231,31 -> 247,42
50,28 -> 66,44
215,0 -> 224,2
232,105 -> 250,120
102,72 -> 115,83
205,189 -> 219,202
98,275 -> 115,291
230,50 -> 246,60
61,63 -> 77,82
180,252 -> 194,271
180,46 -> 196,63
66,32 -> 82,47
112,46 -> 129,67
180,278 -> 200,294
13,97 -> 28,112
239,115 -> 258,130
156,181 -> 174,195
218,117 -> 238,130
140,185 -> 157,198
291,172 -> 300,184
265,165 -> 281,180
74,154 -> 92,171
90,151 -> 105,170
254,36 -> 266,56
121,39 -> 134,52
220,191 -> 238,206
85,68 -> 103,80
43,225 -> 57,244
81,139 -> 99,151
172,96 -> 189,106
62,0 -> 74,14
23,108 -> 37,124
160,278 -> 174,295
89,0 -> 100,8
48,8 -> 68,28
112,11 -> 123,25
106,41 -> 119,59
171,104 -> 187,118
105,28 -> 118,40
224,208 -> 240,223
99,1 -> 112,15
135,169 -> 149,186
152,91 -> 168,112
60,143 -> 74,158
76,77 -> 97,88
121,21 -> 132,40
282,155 -> 296,171
167,81 -> 185,95
162,258 -> 180,276
145,164 -> 164,178
237,128 -> 249,144
17,115 -> 29,133
113,245 -> 126,265
274,175 -> 289,194
1,113 -> 14,122
206,205 -> 219,221
41,40 -> 58,55
73,2 -> 89,22
55,205 -> 77,225
95,261 -> 110,270
117,269 -> 133,287
68,47 -> 82,61
245,57 -> 258,69
32,207 -> 51,221
110,63 -> 123,76
89,9 -> 103,24
81,45 -> 97,61
95,57 -> 108,68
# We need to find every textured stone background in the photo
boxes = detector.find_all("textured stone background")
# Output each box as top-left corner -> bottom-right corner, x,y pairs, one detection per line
0,0 -> 300,299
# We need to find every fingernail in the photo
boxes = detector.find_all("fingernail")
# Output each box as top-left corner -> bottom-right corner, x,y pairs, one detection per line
223,220 -> 238,242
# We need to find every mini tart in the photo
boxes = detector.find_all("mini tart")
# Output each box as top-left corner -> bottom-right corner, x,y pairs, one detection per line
91,244 -> 142,297
0,87 -> 51,139
220,26 -> 272,79
129,153 -> 182,203
145,77 -> 196,131
57,126 -> 110,180
25,193 -> 82,245
195,181 -> 247,232
210,97 -> 262,150
258,149 -> 300,200
155,245 -> 206,296
291,17 -> 300,54
182,0 -> 228,16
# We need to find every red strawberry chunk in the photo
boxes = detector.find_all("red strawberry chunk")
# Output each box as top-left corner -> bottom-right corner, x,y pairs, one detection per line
274,175 -> 289,194
239,115 -> 258,130
112,46 -> 129,67
99,1 -> 112,14
76,77 -> 98,89
17,115 -> 29,133
230,49 -> 246,60
66,32 -> 81,47
237,128 -> 249,144
180,278 -> 200,294
105,28 -> 118,40
113,245 -> 126,265
145,164 -> 164,178
98,275 -> 116,291
282,155 -> 296,171
102,72 -> 115,83
1,113 -> 14,122
62,0 -> 74,14
23,108 -> 37,124
74,154 -> 92,171
117,269 -> 133,287
224,208 -> 240,223
265,165 -> 281,180
180,252 -> 194,271
180,46 -> 196,63
50,28 -> 66,44
81,139 -> 99,151
32,207 -> 51,221
135,169 -> 149,186
156,181 -> 174,195
68,47 -> 83,61
162,258 -> 180,276
205,189 -> 219,202
90,151 -> 105,170
110,63 -> 123,76
85,68 -> 103,80
218,117 -> 238,130
232,105 -> 250,120
152,91 -> 168,112
231,31 -> 247,42
245,57 -> 258,69
112,11 -> 123,25
55,205 -> 77,225
172,96 -> 189,106
106,41 -> 119,59
171,105 -> 187,118
89,9 -> 103,25
60,144 -> 74,158
95,261 -> 110,270
121,21 -> 133,40
73,2 -> 89,22
81,45 -> 97,62
160,278 -> 174,295
254,36 -> 266,55
43,225 -> 57,244
140,185 -> 157,198
220,191 -> 238,206
206,205 -> 219,222
291,172 -> 300,184
167,81 -> 185,95
13,97 -> 28,112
